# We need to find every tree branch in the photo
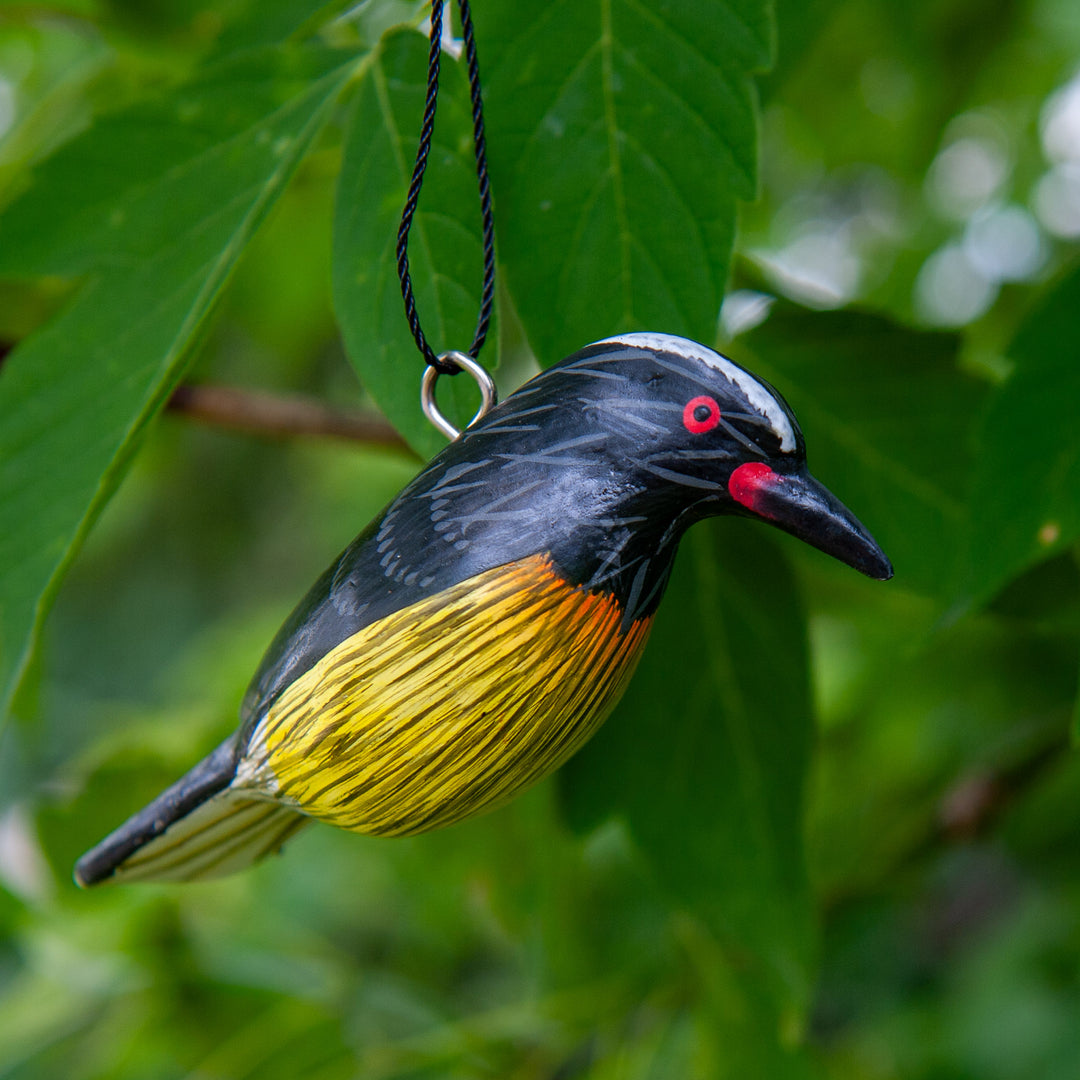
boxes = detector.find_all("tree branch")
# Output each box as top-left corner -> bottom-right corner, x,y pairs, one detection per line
166,384 -> 418,457
821,732 -> 1069,919
935,736 -> 1066,841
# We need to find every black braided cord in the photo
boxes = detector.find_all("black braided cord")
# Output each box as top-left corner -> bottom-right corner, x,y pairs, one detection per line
396,0 -> 496,377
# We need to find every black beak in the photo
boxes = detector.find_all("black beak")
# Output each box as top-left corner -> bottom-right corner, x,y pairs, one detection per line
729,463 -> 893,580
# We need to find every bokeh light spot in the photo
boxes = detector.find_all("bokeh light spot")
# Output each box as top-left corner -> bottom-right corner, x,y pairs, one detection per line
914,243 -> 997,326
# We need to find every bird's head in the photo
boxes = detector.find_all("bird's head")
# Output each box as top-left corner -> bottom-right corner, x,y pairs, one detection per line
545,332 -> 893,581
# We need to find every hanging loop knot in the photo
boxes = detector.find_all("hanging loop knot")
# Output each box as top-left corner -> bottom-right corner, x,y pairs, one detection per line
397,0 -> 497,437
421,351 -> 497,440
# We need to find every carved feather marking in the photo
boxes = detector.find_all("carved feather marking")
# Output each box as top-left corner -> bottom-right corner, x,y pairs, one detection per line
246,555 -> 651,836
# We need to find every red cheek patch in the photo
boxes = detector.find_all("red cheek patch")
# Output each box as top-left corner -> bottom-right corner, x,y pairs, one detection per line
728,461 -> 778,514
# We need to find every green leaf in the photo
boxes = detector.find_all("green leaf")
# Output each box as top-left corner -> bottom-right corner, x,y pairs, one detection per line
0,47 -> 364,715
1073,685 -> 1080,747
210,0 -> 386,59
212,0 -> 349,55
960,265 -> 1080,608
0,49 -> 357,278
760,0 -> 846,99
560,519 -> 815,1022
0,18 -> 112,203
333,29 -> 496,459
479,0 -> 773,366
731,305 -> 984,598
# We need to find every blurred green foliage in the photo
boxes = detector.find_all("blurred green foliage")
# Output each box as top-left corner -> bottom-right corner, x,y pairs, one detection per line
0,0 -> 1079,1076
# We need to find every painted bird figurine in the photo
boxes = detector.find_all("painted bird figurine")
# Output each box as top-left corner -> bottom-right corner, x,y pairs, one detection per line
75,333 -> 892,886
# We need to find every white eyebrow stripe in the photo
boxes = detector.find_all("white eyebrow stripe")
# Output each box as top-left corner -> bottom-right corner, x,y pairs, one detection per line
595,332 -> 797,452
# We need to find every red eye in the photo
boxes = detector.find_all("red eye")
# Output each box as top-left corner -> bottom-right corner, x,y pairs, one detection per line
682,395 -> 721,434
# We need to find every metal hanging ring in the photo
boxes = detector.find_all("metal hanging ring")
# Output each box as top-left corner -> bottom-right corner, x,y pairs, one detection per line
421,351 -> 497,440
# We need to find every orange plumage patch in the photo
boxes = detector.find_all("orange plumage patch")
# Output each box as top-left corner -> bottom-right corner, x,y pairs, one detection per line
242,555 -> 651,836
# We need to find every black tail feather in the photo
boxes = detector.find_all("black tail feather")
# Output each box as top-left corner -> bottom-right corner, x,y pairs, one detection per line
75,736 -> 240,887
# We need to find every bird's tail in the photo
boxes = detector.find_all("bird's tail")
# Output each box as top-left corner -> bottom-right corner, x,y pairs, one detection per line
74,736 -> 309,886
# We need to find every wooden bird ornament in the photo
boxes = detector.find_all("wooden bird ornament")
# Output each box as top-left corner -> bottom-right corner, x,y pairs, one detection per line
75,333 -> 892,886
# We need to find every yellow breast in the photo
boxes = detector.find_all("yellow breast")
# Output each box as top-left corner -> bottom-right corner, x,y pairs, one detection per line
243,554 -> 651,836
